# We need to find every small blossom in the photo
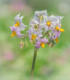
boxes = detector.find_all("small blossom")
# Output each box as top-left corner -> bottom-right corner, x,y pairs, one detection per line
40,38 -> 48,48
28,19 -> 43,42
10,26 -> 17,37
34,10 -> 47,23
35,38 -> 48,48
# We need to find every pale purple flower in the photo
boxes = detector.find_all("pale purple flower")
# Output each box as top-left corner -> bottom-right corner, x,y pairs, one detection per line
34,10 -> 47,23
10,14 -> 26,38
35,38 -> 48,48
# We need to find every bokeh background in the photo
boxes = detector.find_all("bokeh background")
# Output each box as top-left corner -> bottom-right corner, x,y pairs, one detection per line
0,0 -> 70,80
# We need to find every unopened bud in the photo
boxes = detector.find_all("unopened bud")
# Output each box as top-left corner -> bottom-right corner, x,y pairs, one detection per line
20,40 -> 24,48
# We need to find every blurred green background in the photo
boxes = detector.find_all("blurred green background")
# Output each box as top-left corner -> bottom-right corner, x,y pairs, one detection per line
0,0 -> 70,80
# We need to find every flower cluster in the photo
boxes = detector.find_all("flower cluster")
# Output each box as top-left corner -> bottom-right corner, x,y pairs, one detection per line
28,10 -> 64,48
10,14 -> 26,38
10,10 -> 64,48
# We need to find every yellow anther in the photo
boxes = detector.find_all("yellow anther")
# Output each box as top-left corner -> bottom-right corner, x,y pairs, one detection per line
31,34 -> 37,40
60,28 -> 64,32
46,21 -> 51,27
55,26 -> 60,31
41,43 -> 45,48
11,31 -> 16,37
15,21 -> 20,27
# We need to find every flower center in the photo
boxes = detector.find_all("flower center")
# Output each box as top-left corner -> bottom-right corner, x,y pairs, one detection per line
34,24 -> 38,30
15,21 -> 20,27
46,21 -> 51,27
31,34 -> 37,40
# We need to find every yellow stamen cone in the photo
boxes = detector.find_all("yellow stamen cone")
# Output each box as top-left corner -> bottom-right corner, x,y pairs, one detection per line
15,21 -> 20,27
11,31 -> 16,37
55,26 -> 60,31
46,21 -> 51,27
60,28 -> 64,32
41,43 -> 45,48
31,34 -> 37,40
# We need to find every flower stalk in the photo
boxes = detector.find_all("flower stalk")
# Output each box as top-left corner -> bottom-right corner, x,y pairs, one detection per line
31,47 -> 38,75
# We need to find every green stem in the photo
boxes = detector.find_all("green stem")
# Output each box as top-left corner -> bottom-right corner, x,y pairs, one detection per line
31,47 -> 38,75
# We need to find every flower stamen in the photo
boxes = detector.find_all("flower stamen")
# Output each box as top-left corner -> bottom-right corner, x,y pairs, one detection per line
59,28 -> 64,32
41,43 -> 45,48
11,31 -> 16,37
46,21 -> 51,27
55,26 -> 60,31
15,21 -> 20,27
31,34 -> 37,40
